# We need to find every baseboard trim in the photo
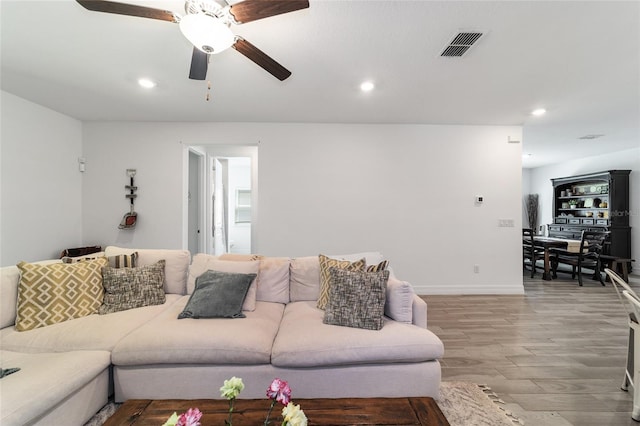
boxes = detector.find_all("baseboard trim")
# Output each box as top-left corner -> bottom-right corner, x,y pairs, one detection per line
414,284 -> 525,295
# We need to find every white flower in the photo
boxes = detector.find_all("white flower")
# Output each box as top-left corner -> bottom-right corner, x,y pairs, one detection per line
282,402 -> 307,426
220,376 -> 245,400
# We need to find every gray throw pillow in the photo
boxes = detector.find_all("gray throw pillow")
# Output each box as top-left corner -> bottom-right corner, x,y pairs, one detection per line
178,270 -> 256,319
323,267 -> 389,330
99,260 -> 166,314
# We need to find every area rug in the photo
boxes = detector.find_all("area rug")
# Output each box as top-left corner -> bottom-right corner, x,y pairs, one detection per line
438,382 -> 523,426
84,381 -> 523,425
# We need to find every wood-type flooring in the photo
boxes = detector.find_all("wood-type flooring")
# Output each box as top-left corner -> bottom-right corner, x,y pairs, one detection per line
424,271 -> 640,425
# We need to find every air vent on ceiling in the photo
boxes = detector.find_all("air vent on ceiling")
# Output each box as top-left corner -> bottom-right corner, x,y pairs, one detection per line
441,31 -> 484,57
578,134 -> 605,140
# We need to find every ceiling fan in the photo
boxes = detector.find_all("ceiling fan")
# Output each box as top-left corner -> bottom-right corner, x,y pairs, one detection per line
75,0 -> 309,81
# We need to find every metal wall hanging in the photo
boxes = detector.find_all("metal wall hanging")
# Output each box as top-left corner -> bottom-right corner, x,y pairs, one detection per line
119,169 -> 138,229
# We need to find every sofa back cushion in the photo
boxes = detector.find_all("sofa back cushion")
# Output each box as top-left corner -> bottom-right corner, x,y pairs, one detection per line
255,257 -> 290,304
105,246 -> 190,294
289,256 -> 321,302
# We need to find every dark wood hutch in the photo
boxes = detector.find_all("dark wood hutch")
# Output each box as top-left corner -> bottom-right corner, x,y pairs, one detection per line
548,170 -> 631,260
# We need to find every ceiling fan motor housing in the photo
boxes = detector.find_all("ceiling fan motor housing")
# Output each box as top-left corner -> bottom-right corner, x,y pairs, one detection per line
179,13 -> 235,54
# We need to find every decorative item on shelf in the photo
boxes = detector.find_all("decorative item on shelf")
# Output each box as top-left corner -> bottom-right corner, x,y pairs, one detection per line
560,190 -> 567,197
597,211 -> 604,218
566,190 -> 573,196
586,212 -> 593,217
118,169 -> 138,230
583,198 -> 594,208
568,199 -> 578,209
599,201 -> 608,208
561,202 -> 570,209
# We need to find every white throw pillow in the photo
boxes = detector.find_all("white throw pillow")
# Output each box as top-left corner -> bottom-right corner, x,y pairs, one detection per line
384,275 -> 414,323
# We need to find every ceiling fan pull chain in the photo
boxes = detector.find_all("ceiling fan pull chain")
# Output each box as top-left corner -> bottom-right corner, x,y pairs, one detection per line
206,80 -> 211,101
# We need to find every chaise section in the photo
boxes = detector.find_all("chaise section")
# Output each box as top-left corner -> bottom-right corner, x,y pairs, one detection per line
0,295 -> 182,353
272,301 -> 444,367
0,350 -> 110,426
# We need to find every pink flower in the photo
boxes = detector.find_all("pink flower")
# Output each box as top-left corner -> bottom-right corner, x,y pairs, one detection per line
266,378 -> 292,405
177,408 -> 202,426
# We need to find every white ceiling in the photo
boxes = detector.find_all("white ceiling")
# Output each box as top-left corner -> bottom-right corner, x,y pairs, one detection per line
1,0 -> 638,168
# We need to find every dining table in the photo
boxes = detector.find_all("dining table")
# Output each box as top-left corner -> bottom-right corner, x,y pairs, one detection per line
527,236 -> 583,280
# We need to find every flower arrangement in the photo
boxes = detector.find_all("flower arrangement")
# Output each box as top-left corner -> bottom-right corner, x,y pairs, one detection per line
164,377 -> 307,426
163,407 -> 203,426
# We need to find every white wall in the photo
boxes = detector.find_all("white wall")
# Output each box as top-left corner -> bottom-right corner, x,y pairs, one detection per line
82,122 -> 524,294
529,148 -> 640,264
0,91 -> 83,265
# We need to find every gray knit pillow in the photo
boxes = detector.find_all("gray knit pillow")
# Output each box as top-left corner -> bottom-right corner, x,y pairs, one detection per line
99,260 -> 166,314
323,268 -> 389,330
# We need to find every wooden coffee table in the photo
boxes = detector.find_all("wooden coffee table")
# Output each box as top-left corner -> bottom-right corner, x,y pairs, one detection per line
104,397 -> 450,425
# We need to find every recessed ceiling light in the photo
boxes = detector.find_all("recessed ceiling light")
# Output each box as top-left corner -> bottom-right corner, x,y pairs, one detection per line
531,108 -> 546,116
138,78 -> 157,89
360,81 -> 375,92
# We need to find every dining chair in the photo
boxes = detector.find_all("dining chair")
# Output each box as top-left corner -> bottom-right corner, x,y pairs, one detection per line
607,268 -> 639,392
622,290 -> 640,421
522,228 -> 544,278
550,230 -> 610,286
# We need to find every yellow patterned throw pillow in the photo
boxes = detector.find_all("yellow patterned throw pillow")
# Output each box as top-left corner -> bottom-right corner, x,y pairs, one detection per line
15,257 -> 108,331
316,254 -> 366,310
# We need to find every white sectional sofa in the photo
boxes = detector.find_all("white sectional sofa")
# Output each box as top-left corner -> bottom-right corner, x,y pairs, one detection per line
0,248 -> 444,425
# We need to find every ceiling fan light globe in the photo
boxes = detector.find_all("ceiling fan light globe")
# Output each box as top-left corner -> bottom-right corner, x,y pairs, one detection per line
179,13 -> 234,54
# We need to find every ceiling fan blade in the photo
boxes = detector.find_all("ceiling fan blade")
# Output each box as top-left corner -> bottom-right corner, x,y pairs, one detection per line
232,38 -> 292,81
229,0 -> 309,24
75,0 -> 177,22
189,47 -> 209,80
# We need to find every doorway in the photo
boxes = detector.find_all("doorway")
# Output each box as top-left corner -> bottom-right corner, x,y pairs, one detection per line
187,145 -> 258,255
188,149 -> 205,255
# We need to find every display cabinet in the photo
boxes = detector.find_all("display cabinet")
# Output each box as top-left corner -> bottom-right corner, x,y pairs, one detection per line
548,170 -> 631,259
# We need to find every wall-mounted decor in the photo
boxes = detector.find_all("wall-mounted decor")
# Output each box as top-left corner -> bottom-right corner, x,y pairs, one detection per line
118,169 -> 138,230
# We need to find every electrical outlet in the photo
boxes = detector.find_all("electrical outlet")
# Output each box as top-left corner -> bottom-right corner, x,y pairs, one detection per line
498,219 -> 515,227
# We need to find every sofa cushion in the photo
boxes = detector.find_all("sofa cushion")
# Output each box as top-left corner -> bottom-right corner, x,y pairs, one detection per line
323,268 -> 389,330
272,301 -> 444,368
289,256 -> 320,302
188,255 -> 259,311
0,260 -> 61,329
385,276 -> 415,324
112,298 -> 284,365
219,254 -> 262,261
99,260 -> 166,314
0,350 -> 110,426
0,295 -> 182,353
178,270 -> 255,319
256,257 -> 290,304
328,252 -> 386,266
316,255 -> 366,310
15,257 -> 108,331
105,246 -> 190,295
